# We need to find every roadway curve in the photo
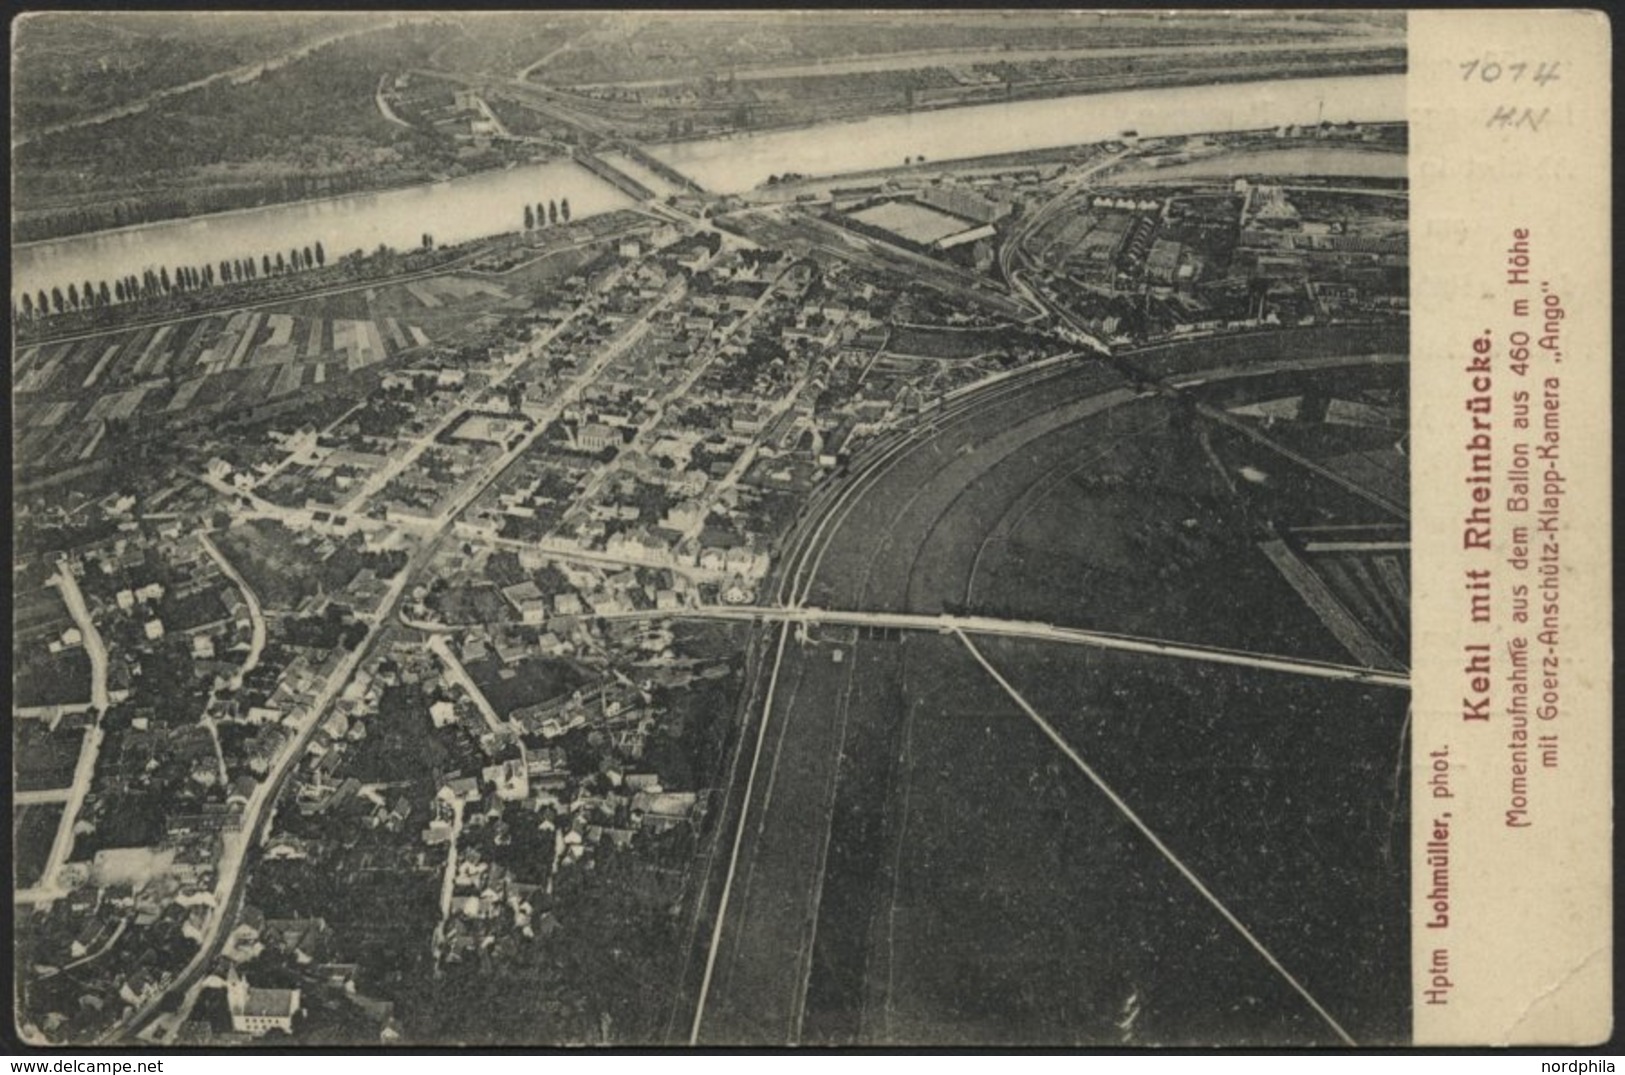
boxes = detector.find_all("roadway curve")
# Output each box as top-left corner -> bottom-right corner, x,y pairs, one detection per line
685,334 -> 1410,1045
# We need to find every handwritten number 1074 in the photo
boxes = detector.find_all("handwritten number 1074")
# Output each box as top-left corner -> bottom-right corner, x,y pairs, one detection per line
1460,58 -> 1561,85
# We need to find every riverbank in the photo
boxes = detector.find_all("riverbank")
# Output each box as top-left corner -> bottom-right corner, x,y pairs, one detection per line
12,148 -> 565,246
606,50 -> 1404,152
14,157 -> 633,302
15,210 -> 651,347
15,59 -> 1401,248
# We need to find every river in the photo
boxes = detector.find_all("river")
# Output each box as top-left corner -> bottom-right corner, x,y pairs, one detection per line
12,73 -> 1404,302
649,73 -> 1404,193
12,160 -> 635,304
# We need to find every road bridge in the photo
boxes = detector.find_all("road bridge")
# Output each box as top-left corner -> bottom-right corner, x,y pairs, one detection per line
614,141 -> 706,195
572,147 -> 658,202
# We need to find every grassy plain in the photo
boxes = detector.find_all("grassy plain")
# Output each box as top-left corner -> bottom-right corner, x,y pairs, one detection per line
14,804 -> 66,889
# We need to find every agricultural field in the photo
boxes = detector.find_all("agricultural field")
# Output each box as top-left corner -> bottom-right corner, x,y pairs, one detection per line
12,304 -> 431,474
11,223 -> 635,483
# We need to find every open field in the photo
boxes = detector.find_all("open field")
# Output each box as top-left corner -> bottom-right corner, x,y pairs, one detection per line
848,201 -> 974,246
1111,144 -> 1406,185
841,631 -> 1407,1045
799,354 -> 1369,663
797,633 -> 908,1044
961,359 -> 1409,657
956,397 -> 1354,660
14,585 -> 77,639
694,626 -> 864,1043
984,637 -> 1409,1039
724,624 -> 1407,1045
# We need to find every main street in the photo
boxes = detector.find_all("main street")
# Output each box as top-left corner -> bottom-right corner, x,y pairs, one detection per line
55,563 -> 108,713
